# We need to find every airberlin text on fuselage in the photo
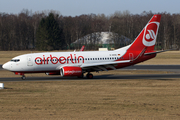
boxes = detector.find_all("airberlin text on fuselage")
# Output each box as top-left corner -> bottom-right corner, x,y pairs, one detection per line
35,54 -> 84,65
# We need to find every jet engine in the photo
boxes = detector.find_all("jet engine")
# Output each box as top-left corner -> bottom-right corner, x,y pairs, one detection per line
60,66 -> 82,77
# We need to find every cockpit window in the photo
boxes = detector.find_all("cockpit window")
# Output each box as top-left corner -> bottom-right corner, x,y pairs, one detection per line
10,59 -> 20,62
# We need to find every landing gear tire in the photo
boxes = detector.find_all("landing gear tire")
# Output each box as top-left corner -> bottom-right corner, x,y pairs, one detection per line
86,73 -> 93,79
21,75 -> 26,80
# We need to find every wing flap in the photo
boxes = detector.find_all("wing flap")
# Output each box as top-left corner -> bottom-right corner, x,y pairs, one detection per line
56,60 -> 130,72
80,60 -> 130,68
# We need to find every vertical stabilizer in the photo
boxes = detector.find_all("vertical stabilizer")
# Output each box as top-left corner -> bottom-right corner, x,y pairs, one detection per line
128,14 -> 161,53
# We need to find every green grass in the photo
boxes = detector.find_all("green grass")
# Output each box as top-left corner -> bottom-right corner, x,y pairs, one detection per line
0,79 -> 180,119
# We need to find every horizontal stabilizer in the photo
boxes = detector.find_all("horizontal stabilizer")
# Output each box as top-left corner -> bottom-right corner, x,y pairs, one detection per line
144,49 -> 174,55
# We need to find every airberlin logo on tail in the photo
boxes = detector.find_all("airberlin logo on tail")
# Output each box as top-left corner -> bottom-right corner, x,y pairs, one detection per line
143,22 -> 159,46
146,30 -> 156,40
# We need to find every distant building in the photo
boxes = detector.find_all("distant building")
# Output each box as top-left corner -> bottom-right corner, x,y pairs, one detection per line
71,32 -> 131,50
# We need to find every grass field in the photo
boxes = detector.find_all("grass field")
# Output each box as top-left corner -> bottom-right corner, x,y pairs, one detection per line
0,51 -> 180,119
0,78 -> 180,119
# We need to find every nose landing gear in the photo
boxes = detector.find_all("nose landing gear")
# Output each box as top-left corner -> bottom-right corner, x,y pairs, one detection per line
21,75 -> 26,80
14,72 -> 26,80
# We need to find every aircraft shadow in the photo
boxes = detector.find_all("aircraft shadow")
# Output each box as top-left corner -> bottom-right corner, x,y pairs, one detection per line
0,73 -> 180,82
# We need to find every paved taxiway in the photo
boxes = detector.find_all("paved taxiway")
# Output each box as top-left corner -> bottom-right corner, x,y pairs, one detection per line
1,65 -> 180,70
123,65 -> 180,72
1,64 -> 180,71
0,64 -> 180,82
0,74 -> 180,82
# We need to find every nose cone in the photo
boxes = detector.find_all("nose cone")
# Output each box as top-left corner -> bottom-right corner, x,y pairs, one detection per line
2,62 -> 10,70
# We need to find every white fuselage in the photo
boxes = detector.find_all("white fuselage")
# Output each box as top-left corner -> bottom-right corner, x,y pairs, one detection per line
3,49 -> 127,73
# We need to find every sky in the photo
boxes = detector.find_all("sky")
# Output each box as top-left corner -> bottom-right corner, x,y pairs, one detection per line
0,0 -> 180,16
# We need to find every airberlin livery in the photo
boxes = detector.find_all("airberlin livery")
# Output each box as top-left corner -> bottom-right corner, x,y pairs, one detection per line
3,15 -> 162,79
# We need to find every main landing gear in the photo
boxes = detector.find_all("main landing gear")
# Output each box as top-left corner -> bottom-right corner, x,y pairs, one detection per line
86,73 -> 93,79
78,72 -> 94,79
78,73 -> 93,79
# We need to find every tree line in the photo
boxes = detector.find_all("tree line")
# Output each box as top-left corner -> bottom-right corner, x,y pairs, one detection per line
0,9 -> 180,51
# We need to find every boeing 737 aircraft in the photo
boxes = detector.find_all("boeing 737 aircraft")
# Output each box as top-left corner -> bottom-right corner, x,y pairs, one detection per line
3,14 -> 161,79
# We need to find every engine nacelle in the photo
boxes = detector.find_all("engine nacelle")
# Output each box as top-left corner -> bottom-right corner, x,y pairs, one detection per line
60,66 -> 82,77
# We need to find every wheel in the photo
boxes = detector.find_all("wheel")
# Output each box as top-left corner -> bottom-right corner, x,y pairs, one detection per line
21,76 -> 26,80
86,73 -> 93,79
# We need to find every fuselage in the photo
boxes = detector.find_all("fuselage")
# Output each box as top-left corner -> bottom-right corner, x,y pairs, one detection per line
2,46 -> 156,74
3,49 -> 127,73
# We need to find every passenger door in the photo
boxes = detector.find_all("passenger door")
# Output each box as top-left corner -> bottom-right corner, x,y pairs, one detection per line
27,56 -> 33,66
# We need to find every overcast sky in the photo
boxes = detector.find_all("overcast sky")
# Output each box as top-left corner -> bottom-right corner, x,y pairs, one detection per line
0,0 -> 180,16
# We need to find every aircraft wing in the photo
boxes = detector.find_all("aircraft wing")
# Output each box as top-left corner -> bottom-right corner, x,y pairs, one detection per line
57,60 -> 130,71
80,60 -> 130,71
80,60 -> 130,68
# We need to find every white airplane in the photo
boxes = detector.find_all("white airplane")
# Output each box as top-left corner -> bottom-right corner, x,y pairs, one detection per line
3,14 -> 162,80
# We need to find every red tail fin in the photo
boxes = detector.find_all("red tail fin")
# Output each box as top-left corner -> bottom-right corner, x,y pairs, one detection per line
128,14 -> 161,53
